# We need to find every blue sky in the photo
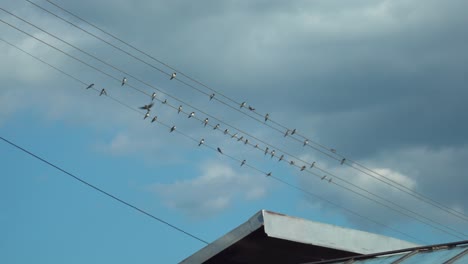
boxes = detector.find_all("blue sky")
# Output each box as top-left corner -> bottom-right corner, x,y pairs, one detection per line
1,0 -> 468,263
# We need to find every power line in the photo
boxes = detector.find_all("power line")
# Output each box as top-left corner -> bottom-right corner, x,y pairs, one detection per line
0,135 -> 209,244
2,16 -> 465,239
0,38 -> 429,244
31,0 -> 468,221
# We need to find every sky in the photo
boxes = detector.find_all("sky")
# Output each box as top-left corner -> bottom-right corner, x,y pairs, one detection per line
1,0 -> 468,263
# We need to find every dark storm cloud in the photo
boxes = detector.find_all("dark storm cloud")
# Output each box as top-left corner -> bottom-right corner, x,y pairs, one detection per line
6,0 -> 467,227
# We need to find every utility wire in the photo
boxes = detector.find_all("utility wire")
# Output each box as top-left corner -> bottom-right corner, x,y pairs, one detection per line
0,37 -> 429,244
0,135 -> 209,244
31,0 -> 468,221
2,17 -> 465,238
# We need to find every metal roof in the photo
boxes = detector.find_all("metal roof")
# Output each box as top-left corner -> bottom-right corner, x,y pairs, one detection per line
180,210 -> 418,264
304,240 -> 468,264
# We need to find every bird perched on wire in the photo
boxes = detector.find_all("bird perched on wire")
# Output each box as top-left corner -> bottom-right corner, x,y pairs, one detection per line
303,139 -> 309,146
139,102 -> 154,111
266,172 -> 272,177
328,178 -> 333,183
170,126 -> 176,132
231,133 -> 238,139
224,129 -> 229,135
203,118 -> 209,127
240,160 -> 246,167
99,88 -> 107,96
291,129 -> 297,135
300,165 -> 306,171
188,112 -> 195,118
254,144 -> 259,149
284,130 -> 290,137
151,116 -> 158,123
237,136 -> 244,142
209,93 -> 215,100
121,77 -> 127,86
264,147 -> 269,155
310,161 -> 316,168
278,155 -> 284,162
240,102 -> 246,108
86,83 -> 94,89
321,175 -> 327,180
162,99 -> 167,104
217,147 -> 223,154
340,158 -> 346,165
248,106 -> 255,111
270,150 -> 275,158
290,160 -> 295,166
144,111 -> 150,119
264,113 -> 269,122
177,105 -> 182,114
198,138 -> 204,146
244,139 -> 249,145
213,124 -> 220,130
151,92 -> 156,101
170,72 -> 176,80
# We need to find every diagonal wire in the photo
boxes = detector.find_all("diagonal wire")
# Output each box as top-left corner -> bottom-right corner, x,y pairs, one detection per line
1,17 -> 465,238
0,135 -> 209,244
0,37 -> 430,244
34,0 -> 468,221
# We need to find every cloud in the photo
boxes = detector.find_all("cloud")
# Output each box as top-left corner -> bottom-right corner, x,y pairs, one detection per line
297,145 -> 468,237
148,160 -> 270,217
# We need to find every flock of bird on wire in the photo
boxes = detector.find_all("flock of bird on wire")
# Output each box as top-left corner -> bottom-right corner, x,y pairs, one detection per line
85,73 -> 345,183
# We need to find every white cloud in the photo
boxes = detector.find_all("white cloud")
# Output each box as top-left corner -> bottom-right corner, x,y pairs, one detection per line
148,160 -> 270,217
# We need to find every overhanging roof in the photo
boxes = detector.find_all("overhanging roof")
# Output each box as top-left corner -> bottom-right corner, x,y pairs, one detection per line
180,210 -> 418,264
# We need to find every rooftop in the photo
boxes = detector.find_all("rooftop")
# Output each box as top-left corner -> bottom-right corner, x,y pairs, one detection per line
180,210 -> 418,263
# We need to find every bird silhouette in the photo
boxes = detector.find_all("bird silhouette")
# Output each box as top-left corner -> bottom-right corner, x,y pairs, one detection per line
177,105 -> 182,114
203,118 -> 209,127
139,103 -> 154,110
264,147 -> 269,155
99,89 -> 107,96
209,93 -> 215,100
284,130 -> 290,137
240,160 -> 246,166
340,158 -> 346,165
266,172 -> 272,177
300,165 -> 306,171
170,126 -> 176,132
303,139 -> 309,146
264,113 -> 269,122
310,161 -> 316,168
328,178 -> 332,183
224,129 -> 229,135
121,77 -> 127,86
188,112 -> 195,118
213,124 -> 220,130
278,155 -> 284,162
162,99 -> 167,104
248,106 -> 255,111
86,83 -> 94,89
144,112 -> 150,119
231,133 -> 238,139
240,102 -> 246,108
151,116 -> 158,123
237,136 -> 244,142
291,129 -> 296,135
244,139 -> 249,145
321,175 -> 327,180
217,147 -> 223,154
198,138 -> 204,146
290,160 -> 295,166
151,92 -> 156,101
170,72 -> 176,80
254,144 -> 259,148
270,150 -> 275,158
